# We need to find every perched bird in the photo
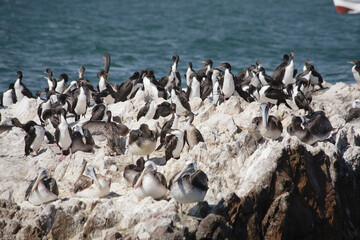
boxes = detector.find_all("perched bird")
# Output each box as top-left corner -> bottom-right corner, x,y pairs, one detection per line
137,100 -> 158,121
164,128 -> 185,161
83,111 -> 128,155
128,124 -> 158,159
252,103 -> 283,140
72,82 -> 88,121
14,71 -> 34,101
186,73 -> 201,101
25,168 -> 59,206
303,60 -> 324,90
74,165 -> 111,198
37,97 -> 52,124
1,83 -> 16,107
184,111 -> 205,149
44,68 -> 57,92
345,99 -> 360,123
170,85 -> 191,115
286,79 -> 313,114
272,53 -> 296,86
287,111 -> 333,145
200,73 -> 213,101
123,157 -> 145,187
153,101 -> 173,119
55,73 -> 69,93
23,121 -> 45,156
141,70 -> 168,99
220,62 -> 235,100
348,60 -> 360,84
249,84 -> 291,109
71,123 -> 95,153
133,161 -> 167,199
197,59 -> 213,79
90,103 -> 107,121
55,109 -> 73,160
185,62 -> 196,87
169,160 -> 208,204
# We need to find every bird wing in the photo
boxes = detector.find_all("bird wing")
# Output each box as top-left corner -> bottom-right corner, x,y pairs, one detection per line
137,102 -> 150,121
189,170 -> 208,191
74,175 -> 93,193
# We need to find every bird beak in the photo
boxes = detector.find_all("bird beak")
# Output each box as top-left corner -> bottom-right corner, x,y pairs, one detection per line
88,168 -> 102,190
173,165 -> 191,183
347,61 -> 355,64
32,173 -> 45,192
134,169 -> 147,189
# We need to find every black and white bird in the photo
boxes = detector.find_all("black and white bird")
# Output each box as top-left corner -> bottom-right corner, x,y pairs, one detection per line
44,68 -> 57,92
133,161 -> 167,199
163,128 -> 185,161
128,124 -> 158,159
55,73 -> 69,93
123,157 -> 145,187
74,165 -> 111,198
1,83 -> 16,107
252,103 -> 283,140
37,97 -> 52,124
25,168 -> 59,206
170,85 -> 191,115
55,109 -> 73,160
348,60 -> 360,84
220,62 -> 235,100
186,73 -> 201,101
72,82 -> 88,121
302,60 -> 324,90
197,59 -> 213,79
287,111 -> 333,145
23,121 -> 45,156
272,53 -> 297,87
137,100 -> 158,121
185,62 -> 196,87
169,160 -> 208,204
71,123 -> 95,153
286,79 -> 313,114
184,111 -> 205,149
14,71 -> 34,101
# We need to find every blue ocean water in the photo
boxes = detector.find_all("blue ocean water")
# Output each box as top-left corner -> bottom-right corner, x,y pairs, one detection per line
0,0 -> 359,94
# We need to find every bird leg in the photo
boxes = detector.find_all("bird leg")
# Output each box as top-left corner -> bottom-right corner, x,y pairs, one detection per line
59,150 -> 66,161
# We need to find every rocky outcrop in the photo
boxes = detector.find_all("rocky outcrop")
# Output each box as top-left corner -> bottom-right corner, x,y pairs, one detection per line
194,144 -> 360,240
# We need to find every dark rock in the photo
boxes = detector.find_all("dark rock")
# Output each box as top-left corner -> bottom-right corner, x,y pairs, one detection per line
196,213 -> 227,240
151,222 -> 184,240
188,201 -> 210,218
105,231 -> 122,240
49,210 -> 77,240
10,220 -> 21,234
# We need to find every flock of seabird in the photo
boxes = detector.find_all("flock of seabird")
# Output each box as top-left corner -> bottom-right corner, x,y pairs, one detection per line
0,53 -> 359,211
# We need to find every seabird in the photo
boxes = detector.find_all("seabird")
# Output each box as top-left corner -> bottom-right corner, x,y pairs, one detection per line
287,111 -> 333,145
90,103 -> 107,121
252,103 -> 283,140
141,70 -> 168,99
25,168 -> 59,206
83,110 -> 128,155
197,59 -> 213,78
286,79 -> 313,114
55,109 -> 73,160
171,55 -> 182,87
200,73 -> 213,101
236,64 -> 255,87
74,165 -> 111,198
258,67 -> 273,86
44,68 -> 57,92
164,128 -> 185,161
1,83 -> 16,107
133,161 -> 167,199
55,73 -> 69,93
72,82 -> 88,121
137,100 -> 158,121
71,123 -> 95,153
186,73 -> 201,101
249,84 -> 291,109
128,123 -> 158,159
37,97 -> 52,124
23,121 -> 45,156
345,99 -> 360,123
103,53 -> 111,78
14,71 -> 34,101
185,62 -> 196,87
348,60 -> 360,84
123,157 -> 145,187
220,62 -> 235,100
170,84 -> 191,115
184,111 -> 205,149
153,101 -> 173,119
169,160 -> 208,204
